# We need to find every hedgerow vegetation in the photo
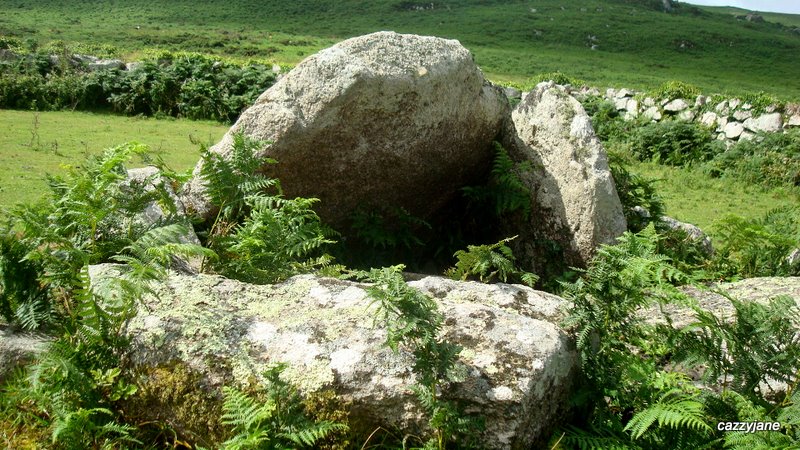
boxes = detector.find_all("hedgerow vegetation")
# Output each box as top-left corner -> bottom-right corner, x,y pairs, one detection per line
0,39 -> 276,123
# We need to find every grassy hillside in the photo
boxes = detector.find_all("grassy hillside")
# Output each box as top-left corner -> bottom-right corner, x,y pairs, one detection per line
0,110 -> 227,206
1,0 -> 799,97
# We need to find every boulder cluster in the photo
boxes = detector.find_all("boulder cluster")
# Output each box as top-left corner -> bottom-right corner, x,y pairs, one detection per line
6,31 -> 796,449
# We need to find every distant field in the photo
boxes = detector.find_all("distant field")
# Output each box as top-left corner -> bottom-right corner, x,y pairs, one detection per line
0,110 -> 227,207
695,5 -> 800,28
1,0 -> 799,98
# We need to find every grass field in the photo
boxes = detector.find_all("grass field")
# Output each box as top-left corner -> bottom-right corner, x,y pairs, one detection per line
0,110 -> 793,244
0,110 -> 227,206
631,161 -> 798,236
1,0 -> 799,98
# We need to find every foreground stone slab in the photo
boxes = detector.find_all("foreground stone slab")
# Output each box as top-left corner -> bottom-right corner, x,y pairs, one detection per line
90,265 -> 576,449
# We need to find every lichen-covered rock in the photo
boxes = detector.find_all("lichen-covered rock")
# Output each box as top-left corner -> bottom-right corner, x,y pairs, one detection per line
89,265 -> 577,449
0,325 -> 49,384
645,277 -> 800,330
659,216 -> 714,256
743,112 -> 783,133
504,81 -> 626,267
181,31 -> 507,232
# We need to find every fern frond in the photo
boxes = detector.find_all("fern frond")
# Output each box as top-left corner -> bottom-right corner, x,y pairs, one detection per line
280,421 -> 348,446
625,389 -> 711,439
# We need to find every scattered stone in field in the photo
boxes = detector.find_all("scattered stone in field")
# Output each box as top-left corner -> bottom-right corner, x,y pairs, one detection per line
125,167 -> 202,272
678,109 -> 696,122
700,111 -> 719,127
663,98 -> 690,112
728,98 -> 741,109
733,109 -> 752,121
695,95 -> 708,107
643,106 -> 662,121
660,216 -> 714,256
88,59 -> 125,71
503,86 -> 522,100
715,100 -> 730,115
616,88 -> 633,98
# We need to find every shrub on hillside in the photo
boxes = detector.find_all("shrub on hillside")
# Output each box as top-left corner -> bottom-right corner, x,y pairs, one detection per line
705,129 -> 800,191
711,206 -> 800,278
647,80 -> 701,101
627,120 -> 723,166
0,48 -> 276,123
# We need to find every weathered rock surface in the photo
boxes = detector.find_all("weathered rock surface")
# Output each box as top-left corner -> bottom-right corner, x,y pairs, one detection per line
87,59 -> 125,71
660,216 -> 714,255
664,98 -> 690,112
724,121 -> 744,139
506,81 -> 626,267
0,325 -> 49,384
125,167 -> 202,271
645,277 -> 800,329
89,265 -> 577,449
181,31 -> 507,231
743,112 -> 783,133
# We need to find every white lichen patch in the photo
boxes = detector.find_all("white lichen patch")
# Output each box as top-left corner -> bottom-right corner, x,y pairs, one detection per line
308,285 -> 333,306
333,286 -> 369,308
487,386 -> 515,401
329,347 -> 364,374
470,352 -> 499,375
283,359 -> 334,393
247,322 -> 278,346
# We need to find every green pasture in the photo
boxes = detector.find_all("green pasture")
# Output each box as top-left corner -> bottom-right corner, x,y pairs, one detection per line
630,161 -> 798,237
1,0 -> 799,98
0,110 -> 227,206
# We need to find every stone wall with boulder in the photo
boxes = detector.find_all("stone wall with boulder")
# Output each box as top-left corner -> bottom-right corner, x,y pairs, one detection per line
570,86 -> 799,146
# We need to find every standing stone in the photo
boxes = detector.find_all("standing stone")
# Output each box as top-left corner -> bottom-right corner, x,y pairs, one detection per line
181,32 -> 507,232
504,82 -> 626,268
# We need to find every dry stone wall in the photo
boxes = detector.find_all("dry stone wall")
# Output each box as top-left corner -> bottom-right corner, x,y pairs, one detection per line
573,86 -> 800,145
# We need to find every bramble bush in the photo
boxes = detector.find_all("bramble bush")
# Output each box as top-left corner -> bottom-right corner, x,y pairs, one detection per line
0,42 -> 276,123
705,129 -> 800,191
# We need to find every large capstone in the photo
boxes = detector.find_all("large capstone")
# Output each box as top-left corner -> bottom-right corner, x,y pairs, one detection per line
181,31 -> 507,232
89,265 -> 577,449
